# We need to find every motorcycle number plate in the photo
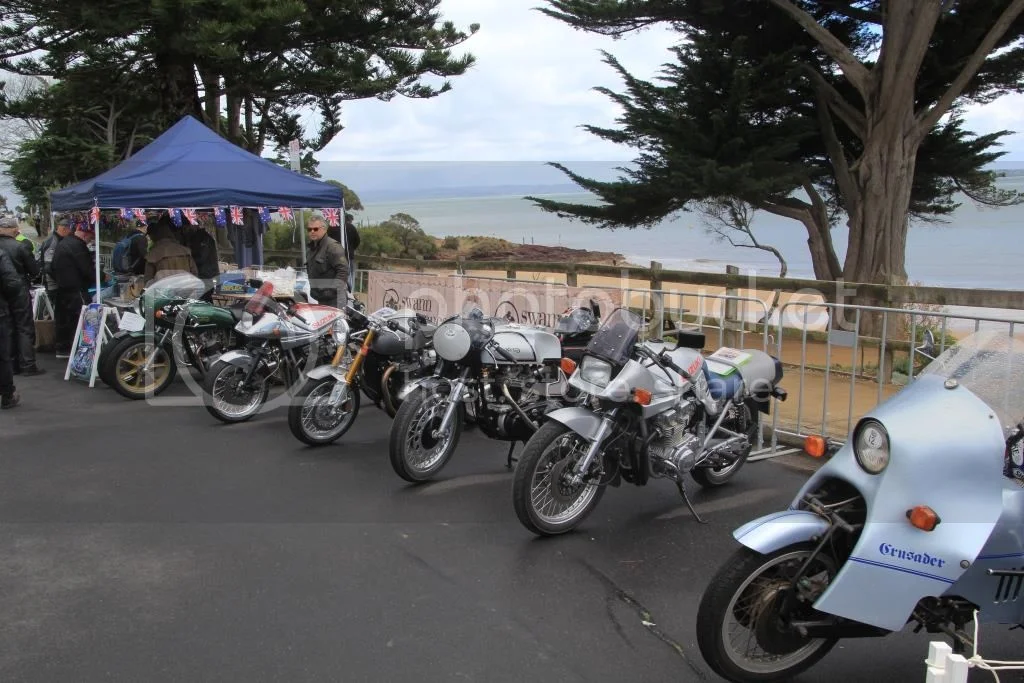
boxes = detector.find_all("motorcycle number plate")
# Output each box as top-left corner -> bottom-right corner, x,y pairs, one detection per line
119,311 -> 145,332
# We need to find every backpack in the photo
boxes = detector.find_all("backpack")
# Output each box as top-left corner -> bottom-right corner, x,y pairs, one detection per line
112,232 -> 143,274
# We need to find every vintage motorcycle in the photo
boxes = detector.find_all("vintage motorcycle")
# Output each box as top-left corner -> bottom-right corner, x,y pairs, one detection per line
202,281 -> 345,423
99,273 -> 242,399
388,304 -> 596,482
512,307 -> 787,536
695,329 -> 1024,682
287,304 -> 436,446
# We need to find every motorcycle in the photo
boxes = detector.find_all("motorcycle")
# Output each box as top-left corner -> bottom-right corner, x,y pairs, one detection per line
388,304 -> 597,483
99,273 -> 242,399
287,304 -> 436,446
512,307 -> 787,536
202,281 -> 345,423
695,328 -> 1024,683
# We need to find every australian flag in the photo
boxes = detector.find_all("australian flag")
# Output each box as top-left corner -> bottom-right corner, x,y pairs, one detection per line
214,207 -> 227,227
168,208 -> 182,227
230,206 -> 244,225
258,206 -> 271,225
277,206 -> 293,221
119,208 -> 132,220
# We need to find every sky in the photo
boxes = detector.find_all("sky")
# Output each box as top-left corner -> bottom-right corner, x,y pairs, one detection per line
317,0 -> 1024,165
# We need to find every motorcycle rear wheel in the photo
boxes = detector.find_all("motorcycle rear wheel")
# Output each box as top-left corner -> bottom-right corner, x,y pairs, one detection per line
692,403 -> 758,488
288,377 -> 361,446
109,338 -> 177,400
389,388 -> 463,482
696,544 -> 840,683
202,358 -> 270,423
512,421 -> 605,536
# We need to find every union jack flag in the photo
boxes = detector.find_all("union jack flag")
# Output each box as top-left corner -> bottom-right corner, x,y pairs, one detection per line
277,206 -> 293,221
258,206 -> 271,225
132,208 -> 146,221
214,207 -> 227,227
168,208 -> 182,227
90,206 -> 100,223
323,207 -> 340,227
182,208 -> 198,225
230,206 -> 244,225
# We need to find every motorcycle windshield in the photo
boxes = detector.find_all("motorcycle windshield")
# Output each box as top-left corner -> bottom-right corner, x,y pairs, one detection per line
143,273 -> 208,304
919,329 -> 1024,434
584,307 -> 644,366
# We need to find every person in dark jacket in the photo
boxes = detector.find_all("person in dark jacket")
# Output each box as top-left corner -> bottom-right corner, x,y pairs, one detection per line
38,218 -> 73,291
51,223 -> 98,357
344,212 -> 360,292
182,220 -> 220,281
144,216 -> 198,284
0,216 -> 42,375
0,248 -> 24,408
305,216 -> 348,309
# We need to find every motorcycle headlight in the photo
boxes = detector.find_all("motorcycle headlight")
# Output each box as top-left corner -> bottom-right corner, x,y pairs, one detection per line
579,356 -> 612,388
854,419 -> 890,474
332,318 -> 349,345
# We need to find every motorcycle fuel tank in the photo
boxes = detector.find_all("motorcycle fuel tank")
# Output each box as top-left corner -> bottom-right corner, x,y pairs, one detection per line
186,302 -> 236,328
485,325 -> 562,364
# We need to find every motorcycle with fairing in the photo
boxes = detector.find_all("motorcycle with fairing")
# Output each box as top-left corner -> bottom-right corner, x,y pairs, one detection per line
202,281 -> 345,423
695,329 -> 1024,682
388,304 -> 596,482
287,304 -> 437,446
512,307 -> 787,536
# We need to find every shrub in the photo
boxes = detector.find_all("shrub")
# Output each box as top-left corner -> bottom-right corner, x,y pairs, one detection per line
442,235 -> 460,250
467,237 -> 511,260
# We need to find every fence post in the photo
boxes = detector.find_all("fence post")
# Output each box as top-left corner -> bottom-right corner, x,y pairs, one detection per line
506,264 -> 517,280
724,264 -> 741,348
566,265 -> 578,288
650,260 -> 664,333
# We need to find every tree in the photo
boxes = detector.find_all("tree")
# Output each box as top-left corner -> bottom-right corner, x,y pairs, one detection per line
1,0 -> 479,157
325,179 -> 364,211
532,0 -> 1024,297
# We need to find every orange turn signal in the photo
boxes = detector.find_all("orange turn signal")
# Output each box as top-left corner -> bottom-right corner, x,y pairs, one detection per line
907,506 -> 940,532
804,435 -> 828,458
560,357 -> 577,375
154,310 -> 164,319
633,388 -> 652,406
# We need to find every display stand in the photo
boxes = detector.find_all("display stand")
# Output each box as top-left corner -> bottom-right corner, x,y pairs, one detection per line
64,303 -> 120,387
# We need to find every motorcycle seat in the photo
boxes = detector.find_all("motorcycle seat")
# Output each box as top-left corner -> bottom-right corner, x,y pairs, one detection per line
703,348 -> 784,400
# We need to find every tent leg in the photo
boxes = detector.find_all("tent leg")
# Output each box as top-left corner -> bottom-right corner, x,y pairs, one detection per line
93,211 -> 102,305
299,209 -> 307,266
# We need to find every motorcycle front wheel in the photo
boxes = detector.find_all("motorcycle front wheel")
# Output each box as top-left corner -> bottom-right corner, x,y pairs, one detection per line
288,377 -> 361,446
512,421 -> 605,536
202,358 -> 270,423
389,388 -> 463,482
695,544 -> 840,683
109,338 -> 177,400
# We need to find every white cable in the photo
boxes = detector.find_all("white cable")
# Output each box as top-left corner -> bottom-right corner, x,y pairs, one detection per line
965,610 -> 1024,683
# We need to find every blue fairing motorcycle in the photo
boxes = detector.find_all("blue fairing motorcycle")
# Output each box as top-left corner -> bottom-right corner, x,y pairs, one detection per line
696,329 -> 1024,682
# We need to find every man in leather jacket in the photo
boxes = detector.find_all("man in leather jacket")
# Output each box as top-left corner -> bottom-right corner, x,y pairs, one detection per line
0,216 -> 42,375
0,248 -> 24,408
305,216 -> 348,309
51,223 -> 98,357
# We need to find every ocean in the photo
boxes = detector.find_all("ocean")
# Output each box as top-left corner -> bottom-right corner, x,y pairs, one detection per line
355,175 -> 1024,292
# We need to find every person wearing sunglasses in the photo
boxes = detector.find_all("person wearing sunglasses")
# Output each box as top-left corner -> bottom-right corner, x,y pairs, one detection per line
305,217 -> 348,309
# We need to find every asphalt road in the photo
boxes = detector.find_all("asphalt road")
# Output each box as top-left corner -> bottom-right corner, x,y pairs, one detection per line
1,356 -> 1020,682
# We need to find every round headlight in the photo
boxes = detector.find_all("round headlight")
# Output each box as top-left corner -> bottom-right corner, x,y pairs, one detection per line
332,318 -> 349,345
854,419 -> 890,474
434,322 -> 472,362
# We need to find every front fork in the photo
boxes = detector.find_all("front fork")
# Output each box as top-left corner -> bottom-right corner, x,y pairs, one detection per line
568,408 -> 619,486
432,368 -> 470,439
329,328 -> 375,405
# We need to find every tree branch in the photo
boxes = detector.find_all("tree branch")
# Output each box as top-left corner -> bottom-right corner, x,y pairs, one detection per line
768,0 -> 872,98
916,0 -> 1024,136
812,81 -> 859,205
804,66 -> 866,139
817,0 -> 883,23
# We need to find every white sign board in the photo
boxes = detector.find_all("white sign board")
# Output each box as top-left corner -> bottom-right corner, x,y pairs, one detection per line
288,139 -> 301,171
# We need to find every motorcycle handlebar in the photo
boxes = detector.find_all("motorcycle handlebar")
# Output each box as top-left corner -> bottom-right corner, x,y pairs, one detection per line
490,342 -> 517,362
387,319 -> 413,336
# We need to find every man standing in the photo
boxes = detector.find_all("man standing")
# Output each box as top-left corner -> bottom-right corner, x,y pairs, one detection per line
344,212 -> 360,293
0,216 -> 43,375
305,216 -> 348,309
0,248 -> 24,408
143,215 -> 197,284
38,217 -> 73,291
51,222 -> 97,358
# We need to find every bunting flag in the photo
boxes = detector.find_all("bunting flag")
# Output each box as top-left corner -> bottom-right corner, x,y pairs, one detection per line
258,206 -> 271,225
214,207 -> 227,227
119,208 -> 132,220
168,208 -> 182,227
230,206 -> 244,225
90,205 -> 100,223
277,206 -> 293,222
323,207 -> 340,227
132,208 -> 146,221
182,208 -> 198,225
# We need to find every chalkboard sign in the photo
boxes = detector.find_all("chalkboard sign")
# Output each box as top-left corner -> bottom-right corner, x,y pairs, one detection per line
65,304 -> 109,387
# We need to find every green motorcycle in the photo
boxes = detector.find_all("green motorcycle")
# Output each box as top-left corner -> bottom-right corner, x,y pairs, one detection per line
99,273 -> 243,399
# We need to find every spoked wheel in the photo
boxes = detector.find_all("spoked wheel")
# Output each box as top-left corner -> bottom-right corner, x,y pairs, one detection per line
692,403 -> 758,488
203,359 -> 269,423
696,544 -> 840,683
288,377 -> 361,446
512,421 -> 605,536
389,388 -> 463,482
110,339 -> 177,399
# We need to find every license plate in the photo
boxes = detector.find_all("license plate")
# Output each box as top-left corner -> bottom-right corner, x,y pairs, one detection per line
119,311 -> 145,332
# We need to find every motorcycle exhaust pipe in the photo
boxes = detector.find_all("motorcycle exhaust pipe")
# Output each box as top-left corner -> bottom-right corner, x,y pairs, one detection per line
502,381 -> 538,432
381,363 -> 399,416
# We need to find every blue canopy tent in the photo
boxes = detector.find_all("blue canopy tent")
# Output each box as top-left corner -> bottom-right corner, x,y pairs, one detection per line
49,115 -> 345,301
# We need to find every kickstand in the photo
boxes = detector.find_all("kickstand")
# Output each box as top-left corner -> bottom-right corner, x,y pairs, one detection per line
506,442 -> 518,470
676,481 -> 708,525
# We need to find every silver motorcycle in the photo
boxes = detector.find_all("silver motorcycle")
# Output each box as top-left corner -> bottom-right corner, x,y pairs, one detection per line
512,307 -> 788,536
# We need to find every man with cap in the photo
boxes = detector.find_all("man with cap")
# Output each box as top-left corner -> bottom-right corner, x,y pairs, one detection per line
38,217 -> 73,291
0,215 -> 43,375
0,247 -> 24,408
51,221 -> 97,358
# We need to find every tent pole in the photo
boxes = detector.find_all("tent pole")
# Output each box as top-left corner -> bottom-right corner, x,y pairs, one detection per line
299,209 -> 307,266
93,209 -> 102,305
